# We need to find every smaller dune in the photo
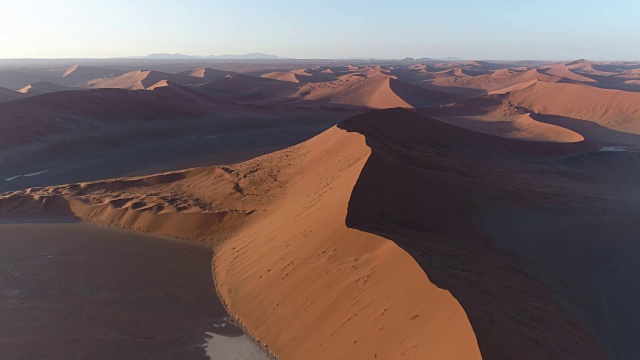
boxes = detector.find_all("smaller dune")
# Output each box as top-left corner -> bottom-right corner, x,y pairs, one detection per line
260,71 -> 300,83
540,63 -> 597,83
180,67 -> 231,82
17,81 -> 72,96
432,104 -> 585,143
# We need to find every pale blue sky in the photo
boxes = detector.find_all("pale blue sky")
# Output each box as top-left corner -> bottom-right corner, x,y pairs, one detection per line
0,0 -> 638,60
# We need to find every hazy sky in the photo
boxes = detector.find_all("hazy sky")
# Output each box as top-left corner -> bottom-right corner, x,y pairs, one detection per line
1,0 -> 638,60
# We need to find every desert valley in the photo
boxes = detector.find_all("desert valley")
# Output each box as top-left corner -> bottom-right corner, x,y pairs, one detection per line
1,56 -> 640,360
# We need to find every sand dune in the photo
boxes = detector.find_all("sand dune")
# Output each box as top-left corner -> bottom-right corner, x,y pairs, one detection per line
3,59 -> 640,359
260,71 -> 301,83
426,68 -> 561,95
430,79 -> 640,146
429,91 -> 588,143
502,81 -> 640,144
59,64 -> 127,86
87,70 -> 202,90
434,67 -> 472,78
407,64 -> 429,74
540,62 -> 597,83
17,81 -> 73,96
261,68 -> 314,81
431,100 -> 586,143
292,69 -> 460,109
0,65 -> 124,89
180,67 -> 231,82
0,84 -> 225,147
561,59 -> 607,75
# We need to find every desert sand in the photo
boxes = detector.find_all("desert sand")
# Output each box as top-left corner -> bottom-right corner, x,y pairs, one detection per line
2,58 -> 640,359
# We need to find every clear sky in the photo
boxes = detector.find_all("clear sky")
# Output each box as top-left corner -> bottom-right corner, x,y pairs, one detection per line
1,0 -> 638,60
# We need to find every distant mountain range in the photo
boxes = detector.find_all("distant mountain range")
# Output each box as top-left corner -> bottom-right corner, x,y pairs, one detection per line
143,53 -> 287,60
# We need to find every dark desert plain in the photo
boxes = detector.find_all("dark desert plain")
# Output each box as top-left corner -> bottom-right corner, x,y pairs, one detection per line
1,57 -> 640,360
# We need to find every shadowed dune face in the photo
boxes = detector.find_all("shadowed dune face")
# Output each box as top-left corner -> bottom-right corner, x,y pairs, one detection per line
340,108 -> 640,359
339,109 -> 612,359
212,124 -> 481,360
